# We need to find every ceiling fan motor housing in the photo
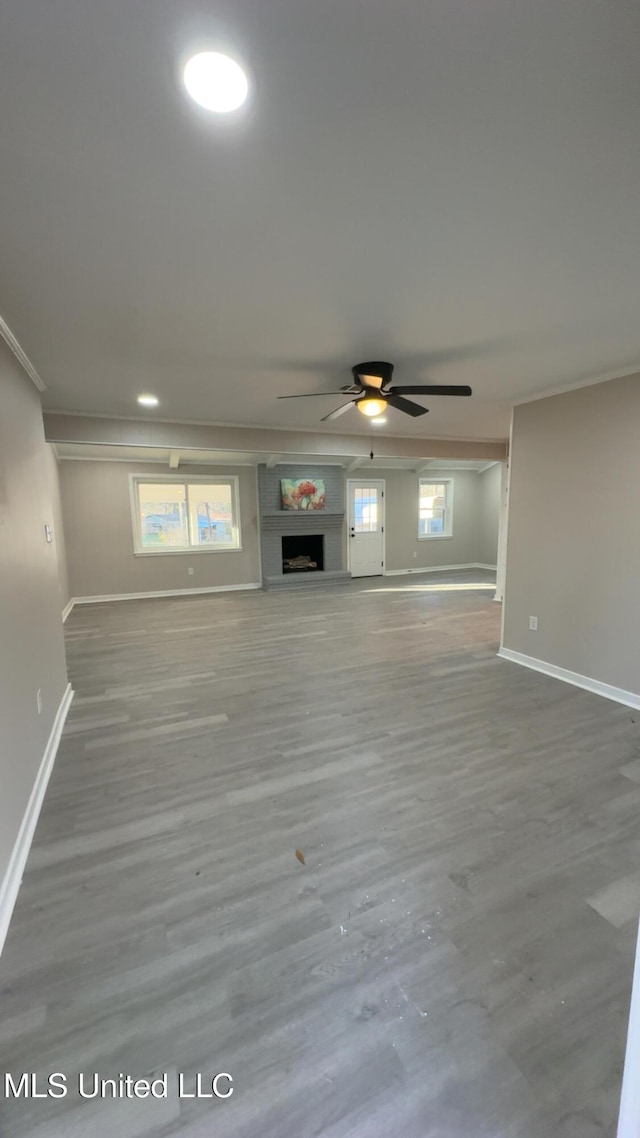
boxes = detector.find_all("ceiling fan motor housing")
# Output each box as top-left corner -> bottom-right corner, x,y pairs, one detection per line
353,361 -> 394,388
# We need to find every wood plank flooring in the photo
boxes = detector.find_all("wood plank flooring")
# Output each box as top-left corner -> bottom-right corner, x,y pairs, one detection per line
1,570 -> 638,1137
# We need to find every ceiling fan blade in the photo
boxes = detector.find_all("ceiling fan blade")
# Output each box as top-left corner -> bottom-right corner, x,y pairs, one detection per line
277,391 -> 351,399
386,395 -> 429,417
390,385 -> 472,397
321,402 -> 356,422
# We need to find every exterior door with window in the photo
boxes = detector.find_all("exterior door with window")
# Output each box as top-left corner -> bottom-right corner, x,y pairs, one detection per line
347,480 -> 385,577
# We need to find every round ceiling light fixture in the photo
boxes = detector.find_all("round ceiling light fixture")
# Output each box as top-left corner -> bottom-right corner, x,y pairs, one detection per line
183,51 -> 249,112
137,394 -> 159,407
357,395 -> 387,418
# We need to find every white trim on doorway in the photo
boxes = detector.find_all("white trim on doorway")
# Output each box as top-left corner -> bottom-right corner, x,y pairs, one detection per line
500,409 -> 515,641
618,919 -> 640,1137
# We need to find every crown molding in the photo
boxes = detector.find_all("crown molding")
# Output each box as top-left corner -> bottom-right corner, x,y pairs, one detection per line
0,316 -> 45,392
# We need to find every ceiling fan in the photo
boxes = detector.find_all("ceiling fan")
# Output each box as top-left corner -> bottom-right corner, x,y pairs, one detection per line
277,361 -> 472,421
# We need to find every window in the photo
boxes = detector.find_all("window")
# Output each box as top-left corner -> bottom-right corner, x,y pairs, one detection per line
418,479 -> 453,538
353,485 -> 380,533
131,476 -> 241,554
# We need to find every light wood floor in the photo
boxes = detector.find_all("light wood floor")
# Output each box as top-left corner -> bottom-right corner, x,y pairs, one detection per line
1,571 -> 637,1137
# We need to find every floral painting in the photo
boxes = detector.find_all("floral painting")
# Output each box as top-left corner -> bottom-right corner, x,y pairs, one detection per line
280,478 -> 326,511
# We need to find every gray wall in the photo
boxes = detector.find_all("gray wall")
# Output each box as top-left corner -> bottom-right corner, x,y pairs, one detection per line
60,459 -> 501,594
503,374 -> 640,694
477,462 -> 502,567
0,341 -> 69,893
366,467 -> 489,572
60,461 -> 261,597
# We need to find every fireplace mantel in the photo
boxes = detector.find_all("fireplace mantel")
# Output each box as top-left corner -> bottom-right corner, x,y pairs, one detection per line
261,512 -> 344,532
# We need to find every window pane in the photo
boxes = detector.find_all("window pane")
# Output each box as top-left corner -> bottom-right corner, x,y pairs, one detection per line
138,483 -> 188,548
419,509 -> 445,535
354,486 -> 378,533
419,482 -> 447,508
188,483 -> 235,545
419,480 -> 449,536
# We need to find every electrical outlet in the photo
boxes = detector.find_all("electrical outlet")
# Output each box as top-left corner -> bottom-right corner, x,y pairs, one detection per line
44,524 -> 53,543
529,616 -> 538,631
412,550 -> 417,559
188,567 -> 194,576
36,689 -> 43,714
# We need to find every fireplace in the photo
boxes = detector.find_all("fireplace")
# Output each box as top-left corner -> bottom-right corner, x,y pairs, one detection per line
282,534 -> 324,573
258,463 -> 349,589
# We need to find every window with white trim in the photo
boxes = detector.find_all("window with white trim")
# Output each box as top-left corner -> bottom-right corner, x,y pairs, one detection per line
418,479 -> 453,538
131,476 -> 241,553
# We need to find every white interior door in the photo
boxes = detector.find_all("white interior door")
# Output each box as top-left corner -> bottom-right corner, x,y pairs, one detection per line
347,480 -> 385,577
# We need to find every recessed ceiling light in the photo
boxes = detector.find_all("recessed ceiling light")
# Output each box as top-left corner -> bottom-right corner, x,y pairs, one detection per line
137,394 -> 159,407
183,52 -> 248,112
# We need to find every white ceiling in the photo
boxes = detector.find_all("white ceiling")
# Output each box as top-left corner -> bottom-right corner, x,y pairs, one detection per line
3,1 -> 640,440
54,442 -> 495,472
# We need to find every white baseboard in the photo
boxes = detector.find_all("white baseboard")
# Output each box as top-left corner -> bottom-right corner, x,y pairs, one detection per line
498,647 -> 640,711
0,682 -> 74,956
62,599 -> 74,622
70,583 -> 262,606
384,562 -> 497,577
476,563 -> 498,571
69,574 -> 496,600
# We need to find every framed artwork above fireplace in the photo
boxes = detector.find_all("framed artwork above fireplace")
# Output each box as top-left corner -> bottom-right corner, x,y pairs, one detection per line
280,478 -> 326,511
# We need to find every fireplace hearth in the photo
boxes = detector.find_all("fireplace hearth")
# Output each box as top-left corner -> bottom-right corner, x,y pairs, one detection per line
282,534 -> 324,573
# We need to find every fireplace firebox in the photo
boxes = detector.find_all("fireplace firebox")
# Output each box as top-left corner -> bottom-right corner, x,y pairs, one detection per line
282,534 -> 325,573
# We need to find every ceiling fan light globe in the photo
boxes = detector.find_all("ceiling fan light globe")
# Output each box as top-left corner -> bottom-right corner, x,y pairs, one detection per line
357,397 -> 387,418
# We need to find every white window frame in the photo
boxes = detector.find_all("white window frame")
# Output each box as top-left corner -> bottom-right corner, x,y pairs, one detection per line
418,477 -> 454,540
129,474 -> 242,555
